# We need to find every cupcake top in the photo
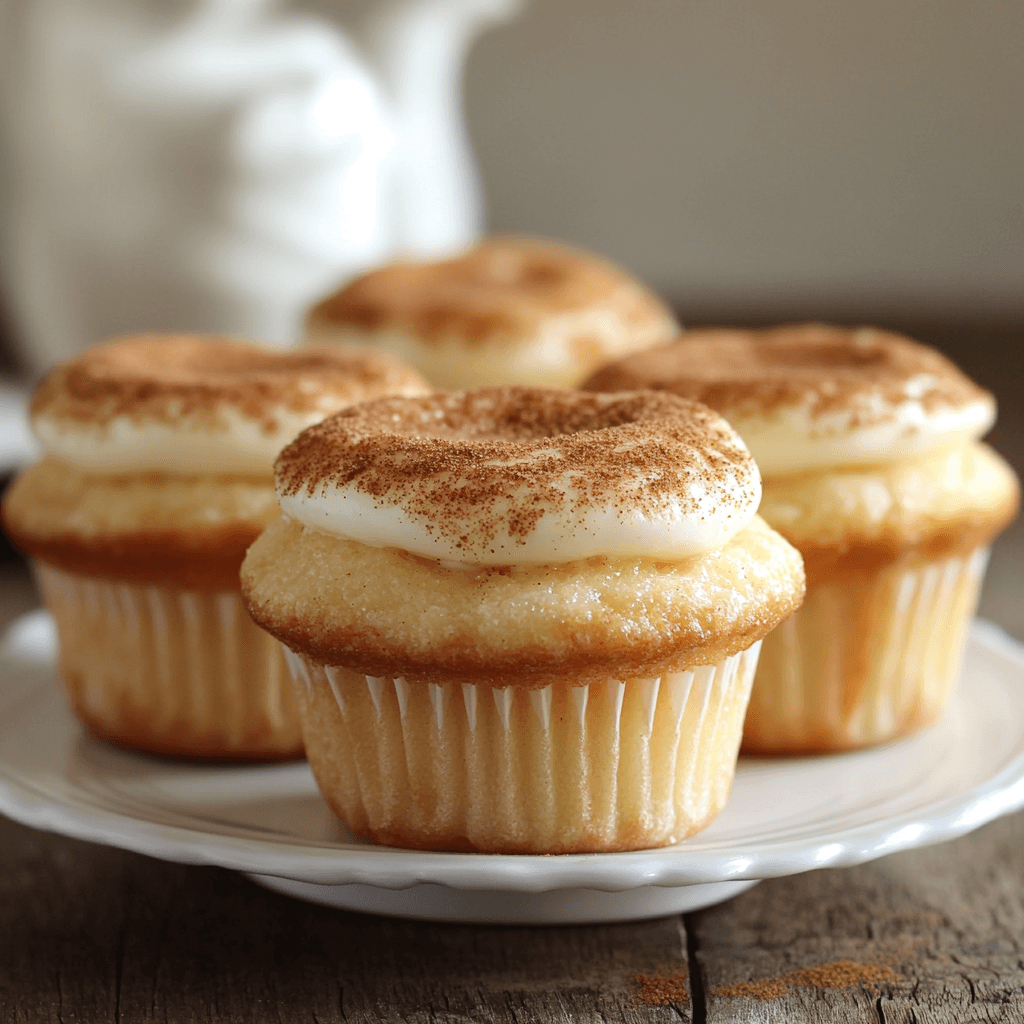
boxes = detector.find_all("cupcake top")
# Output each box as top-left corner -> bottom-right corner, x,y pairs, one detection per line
30,334 -> 432,476
275,387 -> 761,565
245,388 -> 801,682
306,236 -> 679,388
582,325 -> 996,475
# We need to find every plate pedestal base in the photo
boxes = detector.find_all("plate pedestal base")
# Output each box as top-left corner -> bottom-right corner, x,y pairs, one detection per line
246,873 -> 760,924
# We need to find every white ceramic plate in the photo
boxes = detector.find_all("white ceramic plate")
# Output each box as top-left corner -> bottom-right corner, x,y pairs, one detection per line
2,611 -> 1024,925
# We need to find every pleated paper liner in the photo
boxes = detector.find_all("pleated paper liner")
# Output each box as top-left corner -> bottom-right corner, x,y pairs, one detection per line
284,642 -> 762,853
35,563 -> 303,760
743,547 -> 988,753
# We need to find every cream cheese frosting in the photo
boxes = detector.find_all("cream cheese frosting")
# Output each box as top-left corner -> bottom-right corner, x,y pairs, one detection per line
275,387 -> 761,565
581,325 -> 996,476
33,404 -> 346,476
728,393 -> 994,475
31,334 -> 431,476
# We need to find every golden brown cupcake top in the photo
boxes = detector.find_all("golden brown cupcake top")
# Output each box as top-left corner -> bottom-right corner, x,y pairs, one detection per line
34,334 -> 430,429
306,236 -> 679,388
242,514 -> 805,686
275,387 -> 761,565
30,334 -> 432,476
583,324 -> 996,474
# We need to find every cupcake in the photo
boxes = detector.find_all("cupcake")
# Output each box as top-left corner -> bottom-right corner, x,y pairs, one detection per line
583,325 -> 1020,752
241,387 -> 804,852
2,334 -> 431,759
304,235 -> 679,389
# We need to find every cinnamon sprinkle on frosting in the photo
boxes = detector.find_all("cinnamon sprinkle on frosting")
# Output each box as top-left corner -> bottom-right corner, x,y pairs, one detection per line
275,387 -> 760,562
32,334 -> 431,432
308,235 -> 677,350
583,324 -> 991,426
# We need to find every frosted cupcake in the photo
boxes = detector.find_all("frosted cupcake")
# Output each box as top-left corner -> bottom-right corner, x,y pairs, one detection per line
241,387 -> 804,852
305,236 -> 679,389
2,335 -> 431,759
583,325 -> 1020,752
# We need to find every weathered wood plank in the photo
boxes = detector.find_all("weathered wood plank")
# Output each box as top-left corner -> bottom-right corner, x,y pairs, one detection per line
0,817 -> 692,1023
689,810 -> 1024,1023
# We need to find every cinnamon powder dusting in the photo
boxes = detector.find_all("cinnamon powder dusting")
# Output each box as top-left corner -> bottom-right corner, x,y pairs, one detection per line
275,387 -> 758,554
583,323 -> 991,427
31,335 -> 429,431
630,968 -> 690,1006
713,959 -> 898,1000
308,235 -> 675,349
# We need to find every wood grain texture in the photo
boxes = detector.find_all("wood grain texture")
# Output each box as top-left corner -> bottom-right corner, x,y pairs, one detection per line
6,811 -> 1024,1022
0,817 -> 692,1023
691,812 -> 1024,1023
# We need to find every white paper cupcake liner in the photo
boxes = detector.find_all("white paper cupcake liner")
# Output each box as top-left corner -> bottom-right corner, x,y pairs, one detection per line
744,547 -> 989,752
35,563 -> 302,759
284,641 -> 762,853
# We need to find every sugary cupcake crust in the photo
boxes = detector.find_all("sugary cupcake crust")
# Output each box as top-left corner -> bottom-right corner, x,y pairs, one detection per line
240,515 -> 805,688
308,236 -> 678,352
5,520 -> 262,591
32,334 -> 430,431
758,442 -> 1019,583
582,324 -> 991,426
3,457 -> 279,589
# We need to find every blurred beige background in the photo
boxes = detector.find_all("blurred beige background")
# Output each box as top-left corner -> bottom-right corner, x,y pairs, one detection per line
462,0 -> 1024,638
465,0 -> 1023,319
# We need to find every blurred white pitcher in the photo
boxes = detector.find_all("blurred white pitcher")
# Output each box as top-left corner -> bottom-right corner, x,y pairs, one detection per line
0,0 -> 521,374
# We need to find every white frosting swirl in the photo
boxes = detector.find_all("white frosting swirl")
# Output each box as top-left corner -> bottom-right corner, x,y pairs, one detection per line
29,335 -> 430,476
733,391 -> 996,476
280,465 -> 760,565
33,403 -> 346,476
582,326 -> 999,477
275,389 -> 762,565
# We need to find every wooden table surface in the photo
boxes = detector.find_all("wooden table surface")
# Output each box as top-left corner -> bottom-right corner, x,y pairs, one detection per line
1,322 -> 1022,1023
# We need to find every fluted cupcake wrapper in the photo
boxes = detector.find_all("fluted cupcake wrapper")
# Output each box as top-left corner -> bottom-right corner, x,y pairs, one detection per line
743,547 -> 989,753
283,643 -> 762,853
35,563 -> 303,760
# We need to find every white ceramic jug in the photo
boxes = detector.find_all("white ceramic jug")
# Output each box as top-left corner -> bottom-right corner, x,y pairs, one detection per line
0,0 -> 522,373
